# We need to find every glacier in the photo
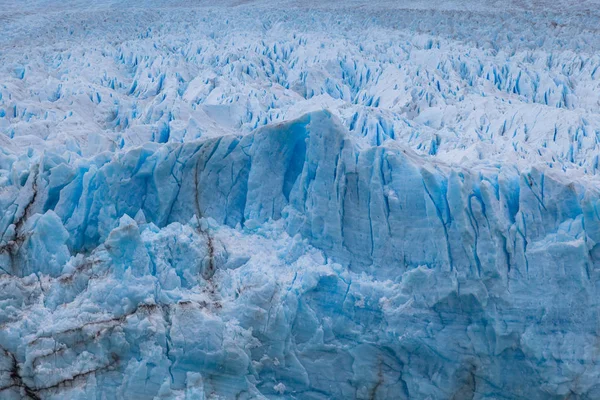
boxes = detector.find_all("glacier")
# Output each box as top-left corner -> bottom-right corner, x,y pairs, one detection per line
2,1 -> 600,399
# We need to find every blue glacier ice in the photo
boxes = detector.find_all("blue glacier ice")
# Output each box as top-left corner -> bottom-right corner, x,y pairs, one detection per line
2,1 -> 600,399
1,109 -> 600,399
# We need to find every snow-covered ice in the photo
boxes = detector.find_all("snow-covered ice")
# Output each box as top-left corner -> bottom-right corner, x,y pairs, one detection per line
1,0 -> 600,399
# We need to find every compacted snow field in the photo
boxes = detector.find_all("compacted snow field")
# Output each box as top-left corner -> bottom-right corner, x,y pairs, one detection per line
2,1 -> 600,399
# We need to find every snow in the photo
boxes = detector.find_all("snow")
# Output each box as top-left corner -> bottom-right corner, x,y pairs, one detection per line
1,1 -> 600,399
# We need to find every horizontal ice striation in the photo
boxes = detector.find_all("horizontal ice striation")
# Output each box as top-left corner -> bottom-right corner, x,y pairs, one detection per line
1,110 -> 600,399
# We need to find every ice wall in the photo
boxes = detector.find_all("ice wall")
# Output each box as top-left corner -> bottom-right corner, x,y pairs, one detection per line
1,110 -> 600,399
3,1 -> 600,398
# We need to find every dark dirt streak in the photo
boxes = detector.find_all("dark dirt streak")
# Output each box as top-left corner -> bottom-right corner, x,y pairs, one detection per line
2,298 -> 225,398
369,357 -> 384,400
194,157 -> 216,281
57,258 -> 102,284
0,346 -> 41,400
30,325 -> 122,370
0,351 -> 119,398
35,353 -> 119,394
0,164 -> 40,275
29,303 -> 160,346
17,306 -> 162,394
14,164 -> 40,234
192,152 -> 225,313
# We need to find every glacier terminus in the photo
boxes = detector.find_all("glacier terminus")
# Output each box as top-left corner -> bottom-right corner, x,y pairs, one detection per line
1,0 -> 600,399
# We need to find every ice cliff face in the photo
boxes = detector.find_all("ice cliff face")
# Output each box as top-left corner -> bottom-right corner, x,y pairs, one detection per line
2,1 -> 600,399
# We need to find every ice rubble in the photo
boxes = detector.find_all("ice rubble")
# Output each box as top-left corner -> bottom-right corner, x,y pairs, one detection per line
1,1 -> 600,399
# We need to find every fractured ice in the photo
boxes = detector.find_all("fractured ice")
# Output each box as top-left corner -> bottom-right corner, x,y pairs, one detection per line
1,1 -> 600,399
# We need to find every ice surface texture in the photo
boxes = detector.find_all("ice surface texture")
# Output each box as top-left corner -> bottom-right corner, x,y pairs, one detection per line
1,1 -> 600,399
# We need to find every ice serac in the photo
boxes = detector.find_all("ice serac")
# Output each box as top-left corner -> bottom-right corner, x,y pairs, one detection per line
1,108 -> 600,399
3,0 -> 600,398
